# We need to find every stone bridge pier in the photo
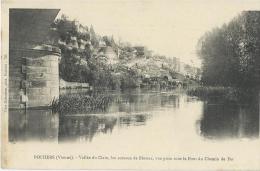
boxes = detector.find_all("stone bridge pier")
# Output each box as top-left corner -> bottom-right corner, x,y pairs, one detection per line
9,9 -> 60,109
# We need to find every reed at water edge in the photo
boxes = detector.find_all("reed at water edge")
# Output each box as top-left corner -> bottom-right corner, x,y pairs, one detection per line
51,92 -> 113,115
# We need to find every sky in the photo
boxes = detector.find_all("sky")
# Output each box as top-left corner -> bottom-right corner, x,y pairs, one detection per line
54,0 -> 260,67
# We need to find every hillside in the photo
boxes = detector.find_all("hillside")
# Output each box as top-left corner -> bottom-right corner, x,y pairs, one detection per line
47,14 -> 200,89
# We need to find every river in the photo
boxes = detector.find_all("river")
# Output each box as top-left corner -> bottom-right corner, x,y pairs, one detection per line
9,88 -> 259,143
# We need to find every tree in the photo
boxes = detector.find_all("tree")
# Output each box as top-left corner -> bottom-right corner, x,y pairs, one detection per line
197,11 -> 260,89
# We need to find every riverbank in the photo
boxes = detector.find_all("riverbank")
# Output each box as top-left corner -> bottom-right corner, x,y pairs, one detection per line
53,87 -> 187,115
187,86 -> 259,104
53,86 -> 258,115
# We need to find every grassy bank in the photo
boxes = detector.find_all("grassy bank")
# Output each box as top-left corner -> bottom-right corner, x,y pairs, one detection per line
187,86 -> 258,104
51,93 -> 113,115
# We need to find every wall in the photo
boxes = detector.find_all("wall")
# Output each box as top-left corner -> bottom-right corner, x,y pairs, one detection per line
9,48 -> 60,108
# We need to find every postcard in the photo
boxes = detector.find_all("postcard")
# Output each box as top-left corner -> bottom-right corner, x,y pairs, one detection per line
1,0 -> 260,170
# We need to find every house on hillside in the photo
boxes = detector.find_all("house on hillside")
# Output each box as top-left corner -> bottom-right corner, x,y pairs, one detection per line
179,62 -> 199,79
96,46 -> 118,65
74,21 -> 89,34
98,40 -> 106,47
104,46 -> 118,65
133,46 -> 145,57
171,57 -> 181,72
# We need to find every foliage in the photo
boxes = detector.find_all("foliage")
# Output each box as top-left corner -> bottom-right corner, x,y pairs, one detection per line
120,71 -> 140,89
89,25 -> 99,48
197,11 -> 260,89
51,15 -> 118,88
187,86 -> 258,104
188,86 -> 233,98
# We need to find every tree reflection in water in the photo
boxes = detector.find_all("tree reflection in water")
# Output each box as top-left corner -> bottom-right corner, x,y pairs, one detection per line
8,89 -> 259,143
58,114 -> 150,142
9,109 -> 59,143
200,102 -> 259,139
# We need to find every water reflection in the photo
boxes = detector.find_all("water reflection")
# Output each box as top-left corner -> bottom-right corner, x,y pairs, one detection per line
58,114 -> 151,142
9,109 -> 58,142
8,89 -> 260,143
108,89 -> 181,113
58,115 -> 117,142
200,102 -> 259,139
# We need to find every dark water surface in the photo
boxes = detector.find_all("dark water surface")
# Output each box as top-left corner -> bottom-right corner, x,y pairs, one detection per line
9,89 -> 259,143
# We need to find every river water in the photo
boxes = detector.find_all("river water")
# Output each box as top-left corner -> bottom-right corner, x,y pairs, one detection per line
9,88 -> 259,143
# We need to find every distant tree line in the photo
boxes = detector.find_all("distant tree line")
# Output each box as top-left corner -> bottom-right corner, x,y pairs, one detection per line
197,11 -> 260,89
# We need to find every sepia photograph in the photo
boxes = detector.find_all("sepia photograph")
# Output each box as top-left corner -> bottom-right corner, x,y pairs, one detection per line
1,0 -> 260,170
